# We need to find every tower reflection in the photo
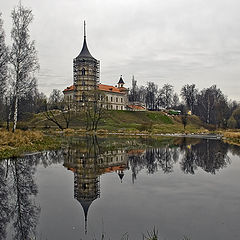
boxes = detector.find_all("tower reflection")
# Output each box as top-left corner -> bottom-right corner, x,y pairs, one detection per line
63,136 -> 128,234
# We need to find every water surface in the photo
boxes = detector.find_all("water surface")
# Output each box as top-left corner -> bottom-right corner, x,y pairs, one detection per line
1,136 -> 240,240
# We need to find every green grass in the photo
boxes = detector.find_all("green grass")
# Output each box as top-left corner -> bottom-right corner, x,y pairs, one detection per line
17,110 -> 205,134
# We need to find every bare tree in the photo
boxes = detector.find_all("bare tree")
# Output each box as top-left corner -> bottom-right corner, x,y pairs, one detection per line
48,89 -> 64,110
145,82 -> 158,110
181,84 -> 198,113
84,89 -> 106,131
129,75 -> 138,102
43,102 -> 73,130
0,13 -> 8,120
172,93 -> 180,109
43,89 -> 73,130
9,3 -> 39,132
196,85 -> 229,126
158,84 -> 174,109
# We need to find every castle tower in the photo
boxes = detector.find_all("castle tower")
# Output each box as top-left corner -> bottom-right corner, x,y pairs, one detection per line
73,21 -> 100,104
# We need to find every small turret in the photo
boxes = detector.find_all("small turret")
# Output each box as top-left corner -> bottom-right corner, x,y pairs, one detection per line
118,75 -> 125,88
117,170 -> 125,183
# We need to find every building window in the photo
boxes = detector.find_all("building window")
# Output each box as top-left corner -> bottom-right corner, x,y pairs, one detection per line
106,96 -> 108,102
111,97 -> 113,102
121,98 -> 123,103
111,105 -> 113,109
81,68 -> 86,75
116,97 -> 118,102
116,106 -> 118,110
121,106 -> 123,110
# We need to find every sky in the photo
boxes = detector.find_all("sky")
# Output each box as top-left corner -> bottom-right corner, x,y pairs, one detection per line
1,0 -> 240,100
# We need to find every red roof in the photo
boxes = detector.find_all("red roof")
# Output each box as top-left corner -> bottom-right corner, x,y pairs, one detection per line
98,84 -> 124,94
63,84 -> 126,94
127,105 -> 146,110
63,85 -> 75,92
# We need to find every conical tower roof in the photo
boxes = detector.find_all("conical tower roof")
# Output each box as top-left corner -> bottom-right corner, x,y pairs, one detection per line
76,21 -> 96,60
79,199 -> 93,234
118,75 -> 125,84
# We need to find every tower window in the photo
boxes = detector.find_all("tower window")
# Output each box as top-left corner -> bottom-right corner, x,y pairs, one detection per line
81,68 -> 86,75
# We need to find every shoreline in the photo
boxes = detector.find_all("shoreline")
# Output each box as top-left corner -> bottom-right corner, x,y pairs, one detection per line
1,128 -> 240,160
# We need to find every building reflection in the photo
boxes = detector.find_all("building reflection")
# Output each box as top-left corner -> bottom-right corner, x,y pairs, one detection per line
63,136 -> 128,234
62,136 -> 232,234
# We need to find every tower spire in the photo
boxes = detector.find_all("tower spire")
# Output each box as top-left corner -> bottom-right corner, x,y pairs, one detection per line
84,20 -> 86,39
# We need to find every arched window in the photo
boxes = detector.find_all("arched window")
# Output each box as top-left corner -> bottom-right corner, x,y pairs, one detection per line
81,68 -> 86,75
82,92 -> 85,101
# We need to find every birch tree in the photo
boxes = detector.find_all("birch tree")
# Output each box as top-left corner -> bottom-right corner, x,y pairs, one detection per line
0,13 -> 8,120
9,3 -> 39,132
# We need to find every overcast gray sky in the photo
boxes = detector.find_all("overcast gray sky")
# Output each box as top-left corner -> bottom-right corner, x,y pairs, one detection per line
1,0 -> 240,100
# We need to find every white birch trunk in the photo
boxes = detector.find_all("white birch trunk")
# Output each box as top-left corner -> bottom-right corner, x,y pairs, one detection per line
12,96 -> 18,132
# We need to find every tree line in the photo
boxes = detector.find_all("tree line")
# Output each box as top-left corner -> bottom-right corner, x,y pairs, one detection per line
128,78 -> 240,128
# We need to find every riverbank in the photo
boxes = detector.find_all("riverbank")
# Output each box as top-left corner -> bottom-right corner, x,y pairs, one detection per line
1,127 -> 240,160
222,131 -> 240,146
0,129 -> 61,159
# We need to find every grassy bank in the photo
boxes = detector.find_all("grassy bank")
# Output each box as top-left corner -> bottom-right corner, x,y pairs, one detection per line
26,110 -> 207,134
222,131 -> 240,146
0,129 -> 61,159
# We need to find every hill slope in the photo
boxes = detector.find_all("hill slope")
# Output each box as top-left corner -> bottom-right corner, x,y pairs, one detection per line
25,110 -> 205,134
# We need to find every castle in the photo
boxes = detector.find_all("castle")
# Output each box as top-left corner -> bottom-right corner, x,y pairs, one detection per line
63,22 -> 145,111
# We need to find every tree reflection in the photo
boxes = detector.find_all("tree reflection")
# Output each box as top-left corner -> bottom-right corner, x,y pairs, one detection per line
11,156 -> 40,240
180,139 -> 231,175
0,160 -> 11,240
0,155 -> 40,240
128,138 -> 232,177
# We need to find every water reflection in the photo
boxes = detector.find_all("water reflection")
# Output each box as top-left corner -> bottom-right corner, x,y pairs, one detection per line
0,136 -> 238,239
180,138 -> 231,174
63,136 -> 128,233
0,150 -> 64,240
0,156 -> 40,240
62,136 -> 233,234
